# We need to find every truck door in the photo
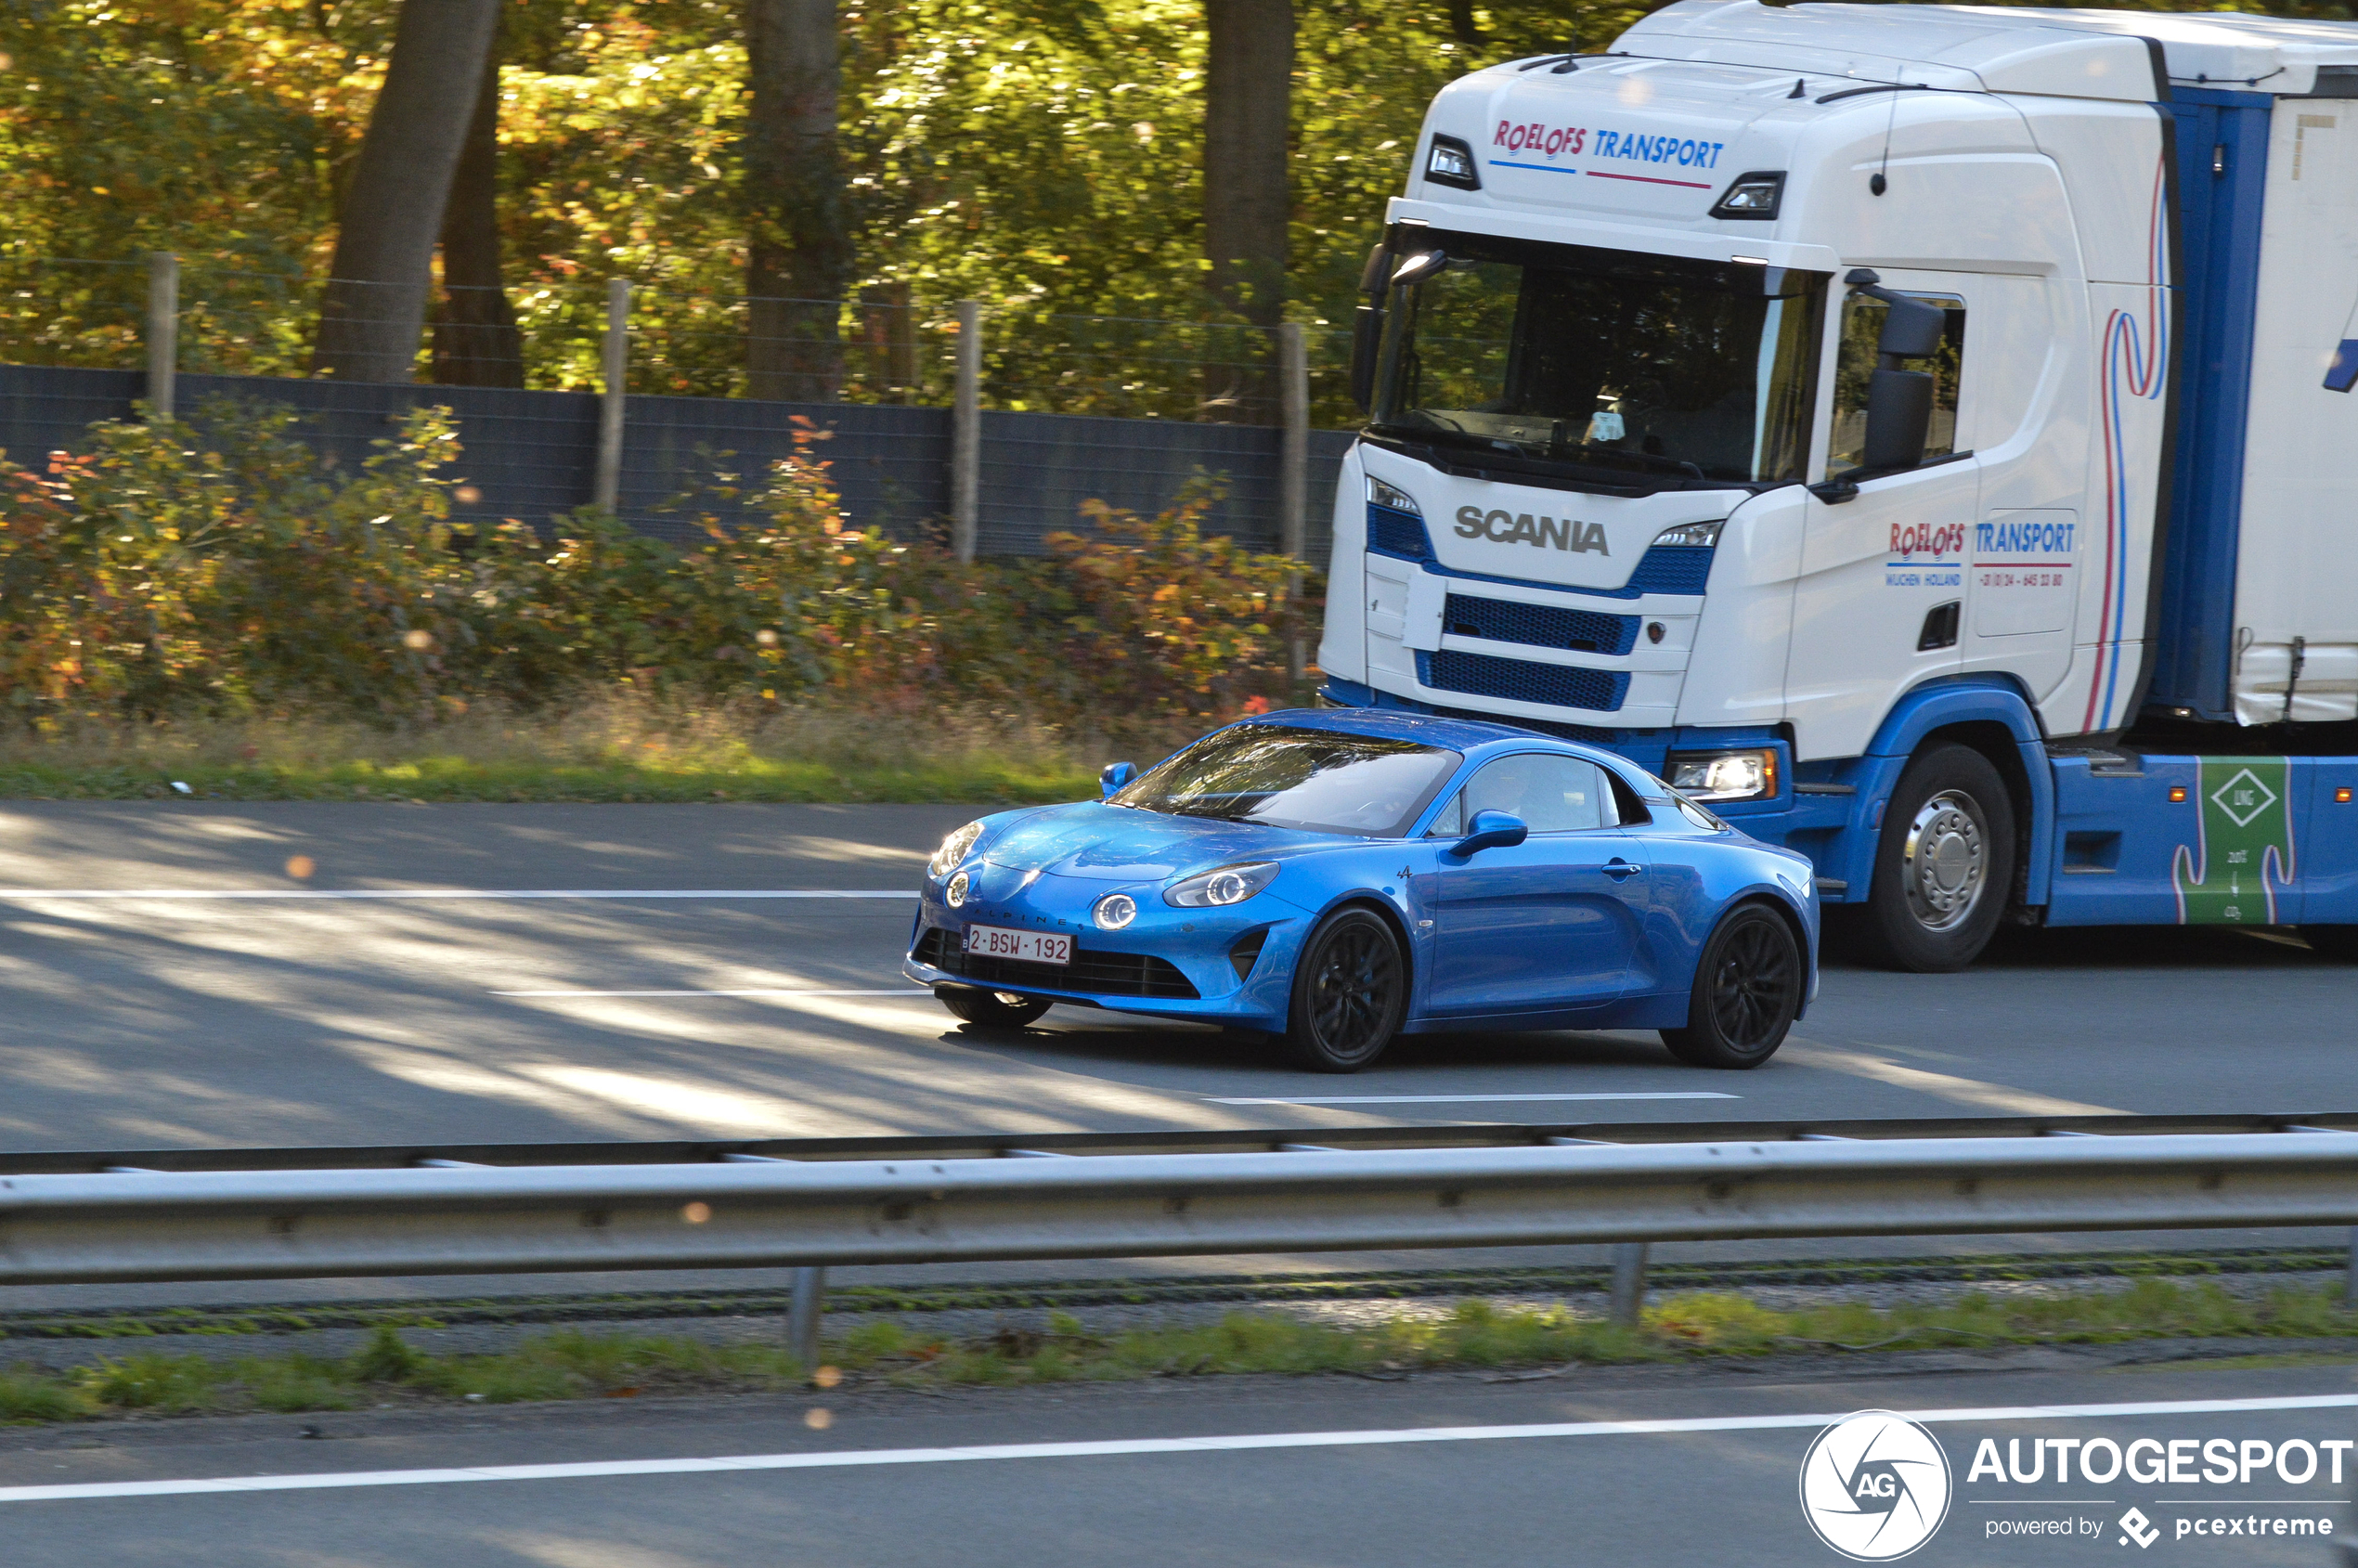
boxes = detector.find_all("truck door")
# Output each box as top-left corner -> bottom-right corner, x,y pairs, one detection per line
1786,279 -> 1977,758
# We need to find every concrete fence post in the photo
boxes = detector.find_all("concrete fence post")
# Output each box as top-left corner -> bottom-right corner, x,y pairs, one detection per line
145,253 -> 179,421
1609,1241 -> 1652,1328
594,277 -> 630,513
1276,321 -> 1310,687
951,300 -> 982,564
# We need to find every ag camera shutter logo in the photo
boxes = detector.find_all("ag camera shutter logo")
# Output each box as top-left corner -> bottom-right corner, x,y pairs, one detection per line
1799,1410 -> 1954,1561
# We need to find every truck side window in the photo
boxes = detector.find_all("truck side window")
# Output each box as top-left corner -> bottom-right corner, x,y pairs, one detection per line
1827,292 -> 1965,475
1460,754 -> 1618,833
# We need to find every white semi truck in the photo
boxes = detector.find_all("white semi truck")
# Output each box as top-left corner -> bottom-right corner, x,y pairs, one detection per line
1317,0 -> 2358,969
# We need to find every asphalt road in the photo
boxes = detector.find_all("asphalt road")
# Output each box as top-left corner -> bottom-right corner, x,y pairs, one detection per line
4,1353 -> 2352,1565
0,799 -> 2351,1314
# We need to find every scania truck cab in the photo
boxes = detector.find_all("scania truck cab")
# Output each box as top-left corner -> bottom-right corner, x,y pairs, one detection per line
1318,1 -> 2358,969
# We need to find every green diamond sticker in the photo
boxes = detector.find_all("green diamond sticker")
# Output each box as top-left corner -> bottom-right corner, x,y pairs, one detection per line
2209,766 -> 2277,829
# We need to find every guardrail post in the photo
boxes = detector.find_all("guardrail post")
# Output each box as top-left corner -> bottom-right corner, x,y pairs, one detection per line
145,253 -> 178,421
1609,1241 -> 1651,1328
1276,320 -> 1309,688
2346,1225 -> 2357,1310
788,1264 -> 826,1369
951,299 -> 982,563
593,277 -> 629,513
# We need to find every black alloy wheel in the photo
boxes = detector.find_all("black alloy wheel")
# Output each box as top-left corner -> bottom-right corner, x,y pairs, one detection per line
1661,904 -> 1803,1069
1285,907 -> 1408,1072
935,985 -> 1051,1030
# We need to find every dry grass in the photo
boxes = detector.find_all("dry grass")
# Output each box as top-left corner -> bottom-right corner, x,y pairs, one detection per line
0,696 -> 1178,804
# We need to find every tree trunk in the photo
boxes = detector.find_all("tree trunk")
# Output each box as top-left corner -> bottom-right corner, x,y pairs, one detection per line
1203,0 -> 1293,421
314,0 -> 502,383
1445,0 -> 1483,51
744,0 -> 850,403
434,37 -> 525,389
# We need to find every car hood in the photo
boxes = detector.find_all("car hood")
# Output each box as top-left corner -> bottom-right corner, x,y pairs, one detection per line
980,802 -> 1341,883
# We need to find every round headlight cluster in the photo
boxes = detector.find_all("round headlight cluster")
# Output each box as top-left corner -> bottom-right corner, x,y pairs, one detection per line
1093,893 -> 1137,930
929,820 -> 985,878
945,870 -> 970,908
1201,870 -> 1253,905
1163,861 -> 1279,909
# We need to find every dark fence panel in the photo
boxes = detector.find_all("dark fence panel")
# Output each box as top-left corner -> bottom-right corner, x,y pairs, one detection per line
0,363 -> 1350,563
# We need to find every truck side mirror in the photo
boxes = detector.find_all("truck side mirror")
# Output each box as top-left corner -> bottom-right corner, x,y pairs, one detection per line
1876,294 -> 1948,358
1862,368 -> 1935,472
1100,761 -> 1137,798
1350,304 -> 1383,413
1452,809 -> 1529,856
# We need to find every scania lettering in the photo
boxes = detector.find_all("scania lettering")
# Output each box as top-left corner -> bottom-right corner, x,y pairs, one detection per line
1319,2 -> 2358,969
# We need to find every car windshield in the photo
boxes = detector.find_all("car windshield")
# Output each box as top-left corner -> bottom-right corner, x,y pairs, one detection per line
1111,724 -> 1460,838
1370,229 -> 1825,489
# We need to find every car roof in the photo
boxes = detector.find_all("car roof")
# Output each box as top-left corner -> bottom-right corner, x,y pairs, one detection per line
1239,707 -> 1647,775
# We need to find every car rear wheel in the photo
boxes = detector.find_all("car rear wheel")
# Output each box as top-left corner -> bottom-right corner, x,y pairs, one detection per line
1661,904 -> 1802,1069
935,985 -> 1050,1030
1856,744 -> 2015,973
1285,907 -> 1407,1072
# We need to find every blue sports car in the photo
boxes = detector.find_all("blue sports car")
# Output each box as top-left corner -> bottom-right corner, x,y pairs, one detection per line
903,708 -> 1818,1071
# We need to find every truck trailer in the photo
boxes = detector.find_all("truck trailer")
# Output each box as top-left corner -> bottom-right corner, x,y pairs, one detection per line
1316,0 -> 2358,969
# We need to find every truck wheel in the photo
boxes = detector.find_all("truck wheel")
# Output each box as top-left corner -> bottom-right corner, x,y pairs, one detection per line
2300,927 -> 2358,961
1661,903 -> 1802,1069
935,986 -> 1051,1030
1285,907 -> 1407,1072
1858,744 -> 2015,973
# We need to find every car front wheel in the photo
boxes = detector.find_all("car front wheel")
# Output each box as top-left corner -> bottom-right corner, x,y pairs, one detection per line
1285,907 -> 1407,1072
1661,904 -> 1803,1069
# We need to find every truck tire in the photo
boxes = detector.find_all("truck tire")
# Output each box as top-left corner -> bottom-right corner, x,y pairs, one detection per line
1857,744 -> 2015,973
2300,927 -> 2358,961
1660,903 -> 1802,1069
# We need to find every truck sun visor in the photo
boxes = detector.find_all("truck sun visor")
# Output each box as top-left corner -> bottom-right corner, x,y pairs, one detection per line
1424,134 -> 1481,191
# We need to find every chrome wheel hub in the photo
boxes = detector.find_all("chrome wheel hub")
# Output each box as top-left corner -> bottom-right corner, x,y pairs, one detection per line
1901,789 -> 1987,930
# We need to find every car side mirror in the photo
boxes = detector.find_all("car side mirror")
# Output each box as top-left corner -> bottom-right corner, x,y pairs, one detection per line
1100,761 -> 1137,798
1453,810 -> 1528,856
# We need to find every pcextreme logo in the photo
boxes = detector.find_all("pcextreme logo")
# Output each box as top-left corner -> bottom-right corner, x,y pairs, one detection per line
1799,1410 -> 1954,1561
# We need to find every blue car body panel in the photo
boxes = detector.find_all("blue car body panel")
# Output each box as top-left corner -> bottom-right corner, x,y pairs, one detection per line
901,708 -> 1820,1037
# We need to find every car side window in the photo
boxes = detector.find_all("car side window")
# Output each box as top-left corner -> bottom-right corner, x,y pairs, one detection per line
1460,754 -> 1617,833
1423,791 -> 1464,838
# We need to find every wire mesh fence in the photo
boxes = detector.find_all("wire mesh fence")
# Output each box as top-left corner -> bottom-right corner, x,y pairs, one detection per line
0,256 -> 1363,425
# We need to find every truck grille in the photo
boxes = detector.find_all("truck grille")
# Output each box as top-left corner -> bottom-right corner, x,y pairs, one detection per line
1366,502 -> 1432,563
911,927 -> 1200,1000
1625,544 -> 1714,596
1417,650 -> 1629,713
1444,593 -> 1638,655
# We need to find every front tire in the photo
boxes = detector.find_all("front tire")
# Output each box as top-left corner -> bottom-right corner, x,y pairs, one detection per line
1284,907 -> 1407,1072
1661,903 -> 1803,1069
1856,744 -> 2015,973
935,986 -> 1050,1030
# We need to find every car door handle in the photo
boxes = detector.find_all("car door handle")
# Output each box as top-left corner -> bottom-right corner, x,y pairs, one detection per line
1601,859 -> 1643,880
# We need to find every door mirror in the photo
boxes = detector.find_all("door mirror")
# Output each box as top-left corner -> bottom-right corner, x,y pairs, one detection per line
1453,810 -> 1529,856
1875,293 -> 1948,359
1100,761 -> 1136,798
1349,304 -> 1383,413
1861,368 -> 1935,472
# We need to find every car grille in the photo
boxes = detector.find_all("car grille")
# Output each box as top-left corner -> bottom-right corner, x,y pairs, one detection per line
1444,593 -> 1637,655
1366,502 -> 1432,563
1417,649 -> 1630,713
911,927 -> 1200,1000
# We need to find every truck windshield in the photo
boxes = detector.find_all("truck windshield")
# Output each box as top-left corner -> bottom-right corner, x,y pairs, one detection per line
1370,230 -> 1825,489
1110,723 -> 1460,838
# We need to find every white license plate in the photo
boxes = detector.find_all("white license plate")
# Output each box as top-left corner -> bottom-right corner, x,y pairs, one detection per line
963,925 -> 1072,965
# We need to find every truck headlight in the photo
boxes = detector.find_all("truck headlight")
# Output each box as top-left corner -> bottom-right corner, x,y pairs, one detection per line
1666,749 -> 1777,802
1164,862 -> 1279,909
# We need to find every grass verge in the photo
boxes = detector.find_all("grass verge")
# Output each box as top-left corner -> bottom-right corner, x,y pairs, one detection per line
0,702 -> 1122,804
4,1281 -> 2353,1424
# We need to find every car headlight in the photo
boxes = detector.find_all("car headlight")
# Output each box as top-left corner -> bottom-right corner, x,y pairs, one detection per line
945,870 -> 970,907
1665,748 -> 1777,802
1164,862 -> 1279,909
1094,893 -> 1137,930
929,821 -> 984,878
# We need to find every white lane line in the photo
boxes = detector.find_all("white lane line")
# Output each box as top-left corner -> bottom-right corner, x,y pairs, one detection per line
492,985 -> 933,994
1204,1092 -> 1740,1106
0,889 -> 917,901
9,1393 -> 2353,1505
